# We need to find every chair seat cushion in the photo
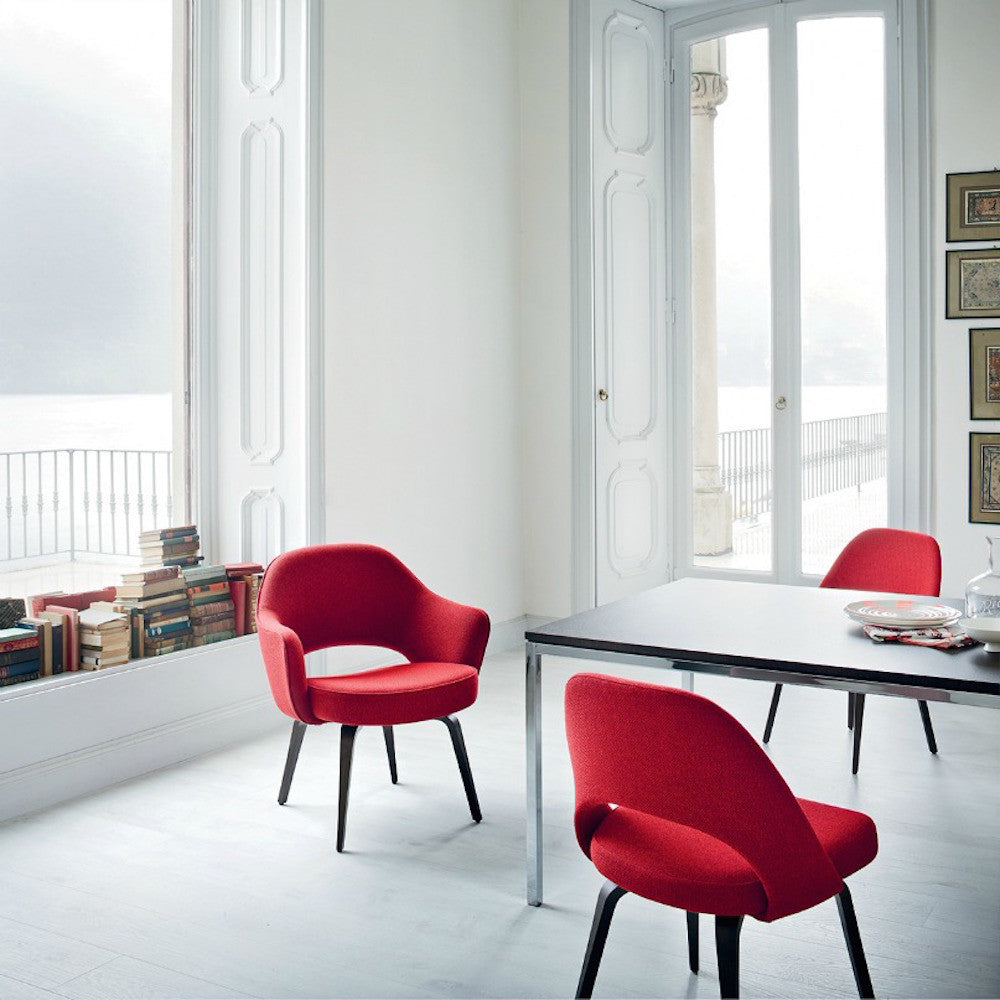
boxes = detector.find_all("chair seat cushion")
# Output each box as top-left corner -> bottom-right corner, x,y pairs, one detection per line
589,797 -> 876,918
307,661 -> 478,726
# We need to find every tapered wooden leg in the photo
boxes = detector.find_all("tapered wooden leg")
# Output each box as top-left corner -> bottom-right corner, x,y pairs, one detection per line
836,885 -> 875,998
917,700 -> 938,754
440,715 -> 482,822
576,881 -> 628,999
762,684 -> 782,743
277,720 -> 307,805
852,694 -> 866,774
714,915 -> 744,999
337,724 -> 359,853
383,726 -> 398,783
848,692 -> 855,730
686,911 -> 699,974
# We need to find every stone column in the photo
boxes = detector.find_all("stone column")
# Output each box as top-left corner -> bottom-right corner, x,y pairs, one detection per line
690,39 -> 733,556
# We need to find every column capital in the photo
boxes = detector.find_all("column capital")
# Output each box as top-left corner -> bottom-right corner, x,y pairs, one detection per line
691,71 -> 728,118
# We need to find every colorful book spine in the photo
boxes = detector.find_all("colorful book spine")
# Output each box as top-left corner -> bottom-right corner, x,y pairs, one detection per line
0,671 -> 40,687
146,621 -> 193,638
0,647 -> 41,667
0,659 -> 42,679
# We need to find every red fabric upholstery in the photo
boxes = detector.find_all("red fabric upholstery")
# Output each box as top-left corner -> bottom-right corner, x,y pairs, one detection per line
256,545 -> 490,727
821,528 -> 941,597
308,662 -> 478,726
566,673 -> 878,922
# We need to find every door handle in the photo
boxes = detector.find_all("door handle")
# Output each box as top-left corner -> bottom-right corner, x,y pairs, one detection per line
598,388 -> 609,401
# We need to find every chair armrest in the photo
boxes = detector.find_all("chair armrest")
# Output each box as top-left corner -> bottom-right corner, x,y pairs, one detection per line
407,590 -> 491,669
257,608 -> 320,724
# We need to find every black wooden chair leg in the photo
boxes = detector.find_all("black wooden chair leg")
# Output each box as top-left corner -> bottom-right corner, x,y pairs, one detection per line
917,700 -> 938,754
278,720 -> 307,805
439,715 -> 482,822
714,915 -> 744,999
576,880 -> 628,999
383,726 -> 398,783
337,724 -> 359,853
836,885 -> 875,999
762,684 -> 782,743
686,911 -> 699,974
848,692 -> 855,730
851,694 -> 866,774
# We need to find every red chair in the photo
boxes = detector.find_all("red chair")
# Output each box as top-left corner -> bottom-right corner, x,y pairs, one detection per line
256,544 -> 490,851
762,527 -> 942,773
566,673 -> 878,1000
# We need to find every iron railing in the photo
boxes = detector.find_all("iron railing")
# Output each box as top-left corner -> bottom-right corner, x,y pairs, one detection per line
1,449 -> 173,565
719,411 -> 887,522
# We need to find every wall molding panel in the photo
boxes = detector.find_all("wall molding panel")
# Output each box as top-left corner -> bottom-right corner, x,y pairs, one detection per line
240,119 -> 285,466
195,0 -> 323,566
241,0 -> 285,96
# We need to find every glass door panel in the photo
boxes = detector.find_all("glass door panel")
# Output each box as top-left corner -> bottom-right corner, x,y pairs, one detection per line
796,17 -> 888,576
690,28 -> 772,572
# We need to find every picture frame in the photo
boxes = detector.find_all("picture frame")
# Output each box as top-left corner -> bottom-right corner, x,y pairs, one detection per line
947,170 -> 1000,242
970,432 -> 1000,523
946,248 -> 1000,319
970,328 -> 1000,419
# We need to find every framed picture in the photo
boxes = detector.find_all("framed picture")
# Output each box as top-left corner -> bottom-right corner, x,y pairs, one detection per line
947,248 -> 1000,319
947,170 -> 1000,242
970,433 -> 1000,523
970,328 -> 1000,419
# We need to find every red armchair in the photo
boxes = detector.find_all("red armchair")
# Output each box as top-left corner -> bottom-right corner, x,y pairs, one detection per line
257,544 -> 490,851
566,673 -> 878,1000
763,527 -> 942,772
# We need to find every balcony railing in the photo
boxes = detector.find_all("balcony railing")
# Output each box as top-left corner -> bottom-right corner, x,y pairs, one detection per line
719,411 -> 887,522
1,449 -> 173,566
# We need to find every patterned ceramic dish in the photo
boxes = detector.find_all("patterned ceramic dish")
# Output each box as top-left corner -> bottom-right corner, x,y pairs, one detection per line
843,599 -> 961,629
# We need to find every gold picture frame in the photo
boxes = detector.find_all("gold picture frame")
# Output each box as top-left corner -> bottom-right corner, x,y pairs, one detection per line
947,248 -> 1000,319
947,170 -> 1000,242
970,328 -> 1000,419
970,432 -> 1000,523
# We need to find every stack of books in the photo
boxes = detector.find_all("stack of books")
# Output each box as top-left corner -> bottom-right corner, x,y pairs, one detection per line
78,608 -> 130,669
247,573 -> 263,633
139,525 -> 203,569
17,614 -> 59,676
0,624 -> 41,686
109,567 -> 193,657
224,563 -> 265,637
183,565 -> 237,646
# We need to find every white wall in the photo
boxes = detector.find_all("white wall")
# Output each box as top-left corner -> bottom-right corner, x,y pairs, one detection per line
517,0 -> 574,619
323,1 -> 524,624
930,0 -> 1000,596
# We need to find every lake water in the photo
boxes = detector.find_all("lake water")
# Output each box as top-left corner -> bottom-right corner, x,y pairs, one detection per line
0,387 -> 886,452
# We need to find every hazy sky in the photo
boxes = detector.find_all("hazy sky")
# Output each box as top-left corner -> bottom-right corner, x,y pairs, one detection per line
0,0 -> 172,394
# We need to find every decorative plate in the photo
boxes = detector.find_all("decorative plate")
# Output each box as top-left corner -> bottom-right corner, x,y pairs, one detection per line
843,599 -> 961,628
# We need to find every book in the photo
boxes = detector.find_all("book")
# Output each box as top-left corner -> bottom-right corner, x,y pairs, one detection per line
0,646 -> 42,668
192,629 -> 236,646
152,555 -> 204,569
182,564 -> 228,585
138,525 -> 198,542
31,588 -> 117,614
27,591 -> 65,616
191,618 -> 236,636
225,562 -> 264,578
140,538 -> 200,556
0,658 -> 42,679
229,580 -> 247,637
146,620 -> 193,638
45,606 -> 80,670
186,580 -> 229,598
0,629 -> 40,654
78,607 -> 130,631
189,597 -> 236,618
0,671 -> 40,687
115,576 -> 190,600
79,652 -> 129,670
119,566 -> 181,585
0,598 -> 27,629
18,617 -> 53,676
36,610 -> 67,673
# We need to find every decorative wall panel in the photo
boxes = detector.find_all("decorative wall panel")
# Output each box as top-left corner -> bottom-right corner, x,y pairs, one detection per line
241,0 -> 285,95
604,171 -> 656,442
607,462 -> 657,576
603,12 -> 654,155
241,488 -> 285,565
240,120 -> 284,465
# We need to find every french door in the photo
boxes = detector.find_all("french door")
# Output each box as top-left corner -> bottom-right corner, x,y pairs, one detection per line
669,0 -> 901,586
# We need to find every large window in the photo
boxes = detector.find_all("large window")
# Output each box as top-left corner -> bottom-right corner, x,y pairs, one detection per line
672,0 -> 920,584
0,0 -> 184,598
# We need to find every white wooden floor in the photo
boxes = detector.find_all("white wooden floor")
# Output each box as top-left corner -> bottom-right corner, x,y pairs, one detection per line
0,648 -> 997,999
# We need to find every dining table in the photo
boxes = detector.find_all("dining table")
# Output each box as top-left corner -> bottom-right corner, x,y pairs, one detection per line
523,577 -> 1000,906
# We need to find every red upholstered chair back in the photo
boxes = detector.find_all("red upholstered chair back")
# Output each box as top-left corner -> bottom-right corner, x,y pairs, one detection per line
257,544 -> 490,725
820,528 -> 941,597
565,673 -> 844,922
